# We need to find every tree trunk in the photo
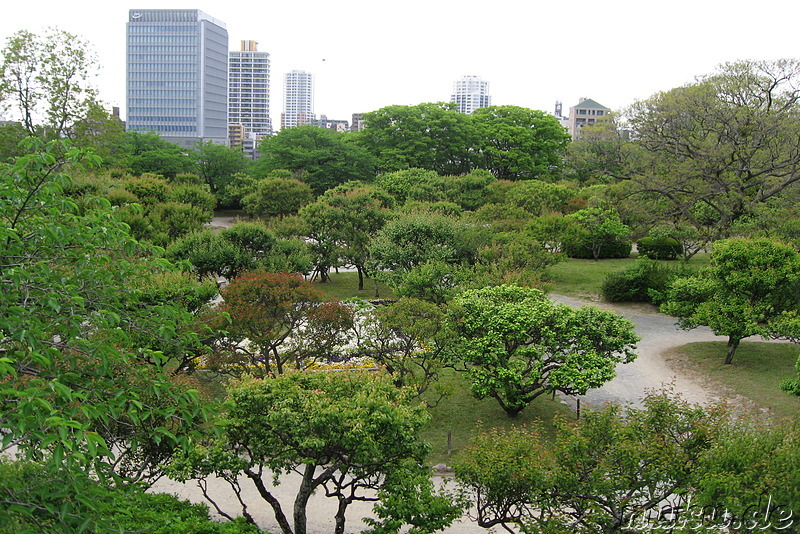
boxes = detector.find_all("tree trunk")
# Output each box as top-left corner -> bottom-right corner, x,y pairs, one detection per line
724,336 -> 740,365
274,347 -> 284,374
244,468 -> 293,534
356,265 -> 365,291
293,464 -> 317,534
333,496 -> 350,534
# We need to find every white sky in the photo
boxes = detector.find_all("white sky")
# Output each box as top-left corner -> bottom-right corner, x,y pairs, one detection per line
2,0 -> 799,127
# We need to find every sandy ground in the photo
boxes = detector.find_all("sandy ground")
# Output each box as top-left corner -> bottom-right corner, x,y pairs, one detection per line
551,294 -> 726,411
165,222 -> 736,532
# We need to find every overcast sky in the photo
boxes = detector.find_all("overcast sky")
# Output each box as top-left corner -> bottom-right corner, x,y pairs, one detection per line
2,0 -> 799,127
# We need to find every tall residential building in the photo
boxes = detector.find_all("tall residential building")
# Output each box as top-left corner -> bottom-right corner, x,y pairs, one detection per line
451,75 -> 491,114
566,98 -> 610,140
229,40 -> 272,158
126,9 -> 229,149
281,70 -> 314,129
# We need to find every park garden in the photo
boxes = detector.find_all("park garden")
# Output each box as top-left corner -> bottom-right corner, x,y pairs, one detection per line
2,29 -> 800,533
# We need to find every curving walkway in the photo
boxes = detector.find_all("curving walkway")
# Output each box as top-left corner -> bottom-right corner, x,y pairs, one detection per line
551,294 -> 726,410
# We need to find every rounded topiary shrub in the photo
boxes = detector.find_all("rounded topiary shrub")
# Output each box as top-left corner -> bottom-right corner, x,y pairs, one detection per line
601,258 -> 674,303
637,237 -> 683,260
565,240 -> 632,259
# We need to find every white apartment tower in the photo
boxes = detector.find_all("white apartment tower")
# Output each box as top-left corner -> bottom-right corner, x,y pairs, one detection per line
229,41 -> 272,134
229,40 -> 272,157
281,70 -> 314,129
451,75 -> 491,114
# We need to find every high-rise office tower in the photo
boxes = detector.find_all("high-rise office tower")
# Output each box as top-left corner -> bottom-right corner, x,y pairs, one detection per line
229,40 -> 272,158
451,75 -> 491,114
281,70 -> 314,130
126,9 -> 229,148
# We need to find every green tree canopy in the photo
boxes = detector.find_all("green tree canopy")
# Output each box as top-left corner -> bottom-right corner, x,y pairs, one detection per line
299,182 -> 393,289
660,237 -> 800,364
170,371 -> 462,534
257,125 -> 376,194
449,285 -> 638,417
356,102 -> 477,175
0,28 -> 99,138
471,105 -> 571,181
564,206 -> 632,259
0,138 -> 212,530
454,391 -> 726,533
192,140 -> 251,202
625,59 -> 800,241
241,173 -> 314,219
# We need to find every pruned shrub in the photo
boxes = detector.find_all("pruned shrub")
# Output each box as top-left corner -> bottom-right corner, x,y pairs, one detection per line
601,258 -> 675,302
638,236 -> 683,260
566,239 -> 631,259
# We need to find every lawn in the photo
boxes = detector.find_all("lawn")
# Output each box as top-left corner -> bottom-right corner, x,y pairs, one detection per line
669,341 -> 800,420
546,253 -> 710,299
420,370 -> 573,465
309,271 -> 396,301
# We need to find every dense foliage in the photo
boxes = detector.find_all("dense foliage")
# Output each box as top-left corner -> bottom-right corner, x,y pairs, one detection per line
0,138 -> 213,531
448,285 -> 639,416
170,371 -> 462,534
660,238 -> 800,364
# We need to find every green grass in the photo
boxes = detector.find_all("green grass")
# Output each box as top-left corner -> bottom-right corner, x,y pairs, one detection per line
547,257 -> 639,299
670,341 -> 800,419
419,370 -> 573,465
546,253 -> 711,299
310,271 -> 396,301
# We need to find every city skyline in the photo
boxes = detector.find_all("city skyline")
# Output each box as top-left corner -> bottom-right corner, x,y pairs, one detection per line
2,0 -> 800,128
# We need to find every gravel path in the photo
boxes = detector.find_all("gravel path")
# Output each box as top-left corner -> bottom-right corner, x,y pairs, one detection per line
551,294 -> 726,410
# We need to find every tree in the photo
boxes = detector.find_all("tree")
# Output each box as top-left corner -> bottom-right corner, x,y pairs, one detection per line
501,179 -> 577,216
564,114 -> 630,184
193,140 -> 251,202
454,391 -> 725,533
0,138 -> 211,530
170,371 -> 462,534
689,415 -> 800,531
356,102 -> 477,175
241,173 -> 314,219
0,121 -> 28,162
257,125 -> 377,194
205,271 -> 353,376
473,231 -> 564,289
564,206 -> 632,259
299,182 -> 393,290
448,285 -> 638,417
368,212 -> 489,300
69,102 -> 126,164
660,238 -> 800,364
625,59 -> 800,241
373,168 -> 442,203
347,298 -> 453,403
471,105 -> 571,181
0,28 -> 99,138
369,212 -> 485,272
166,225 -> 313,281
116,131 -> 195,179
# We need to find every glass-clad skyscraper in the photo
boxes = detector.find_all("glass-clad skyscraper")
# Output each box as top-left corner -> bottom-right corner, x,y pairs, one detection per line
126,9 -> 229,148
